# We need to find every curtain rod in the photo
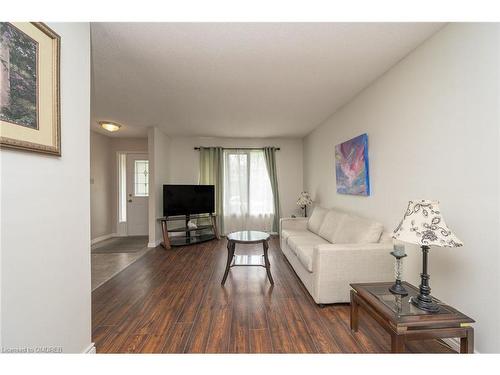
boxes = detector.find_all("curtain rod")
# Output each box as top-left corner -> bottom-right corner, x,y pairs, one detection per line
194,147 -> 280,151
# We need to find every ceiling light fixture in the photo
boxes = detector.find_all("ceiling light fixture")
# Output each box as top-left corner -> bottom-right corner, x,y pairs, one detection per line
99,121 -> 122,132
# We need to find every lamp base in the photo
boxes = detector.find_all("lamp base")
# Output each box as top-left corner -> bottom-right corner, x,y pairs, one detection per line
389,280 -> 408,296
410,295 -> 440,313
410,245 -> 441,313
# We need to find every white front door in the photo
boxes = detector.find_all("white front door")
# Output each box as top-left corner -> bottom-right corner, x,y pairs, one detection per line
126,153 -> 149,236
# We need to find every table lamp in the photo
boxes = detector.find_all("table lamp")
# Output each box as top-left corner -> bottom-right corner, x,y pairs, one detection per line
296,191 -> 313,217
392,200 -> 463,313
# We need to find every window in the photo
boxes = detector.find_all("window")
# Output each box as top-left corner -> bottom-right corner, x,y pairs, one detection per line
223,150 -> 274,233
134,160 -> 149,197
118,153 -> 127,222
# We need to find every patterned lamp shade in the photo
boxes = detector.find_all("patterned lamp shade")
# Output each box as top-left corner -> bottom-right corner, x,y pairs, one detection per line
296,191 -> 312,207
392,200 -> 463,248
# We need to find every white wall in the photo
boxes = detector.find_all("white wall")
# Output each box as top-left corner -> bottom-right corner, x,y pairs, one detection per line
303,23 -> 499,353
90,131 -> 112,239
168,136 -> 304,219
0,23 -> 92,353
148,127 -> 170,246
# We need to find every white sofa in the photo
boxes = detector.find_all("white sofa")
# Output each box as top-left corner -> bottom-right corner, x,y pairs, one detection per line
280,206 -> 394,304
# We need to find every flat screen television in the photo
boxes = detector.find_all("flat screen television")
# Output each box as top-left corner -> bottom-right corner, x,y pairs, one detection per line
163,184 -> 215,217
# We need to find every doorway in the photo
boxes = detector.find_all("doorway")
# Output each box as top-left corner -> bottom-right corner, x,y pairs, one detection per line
117,152 -> 149,236
90,151 -> 150,291
126,153 -> 149,235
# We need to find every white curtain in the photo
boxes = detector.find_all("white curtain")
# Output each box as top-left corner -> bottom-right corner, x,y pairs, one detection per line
223,150 -> 275,234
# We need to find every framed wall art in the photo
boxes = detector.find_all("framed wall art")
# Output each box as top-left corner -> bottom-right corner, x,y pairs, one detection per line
0,22 -> 61,155
335,133 -> 370,196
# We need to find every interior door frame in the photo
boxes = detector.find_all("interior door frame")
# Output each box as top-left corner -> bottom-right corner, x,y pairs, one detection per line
115,150 -> 149,237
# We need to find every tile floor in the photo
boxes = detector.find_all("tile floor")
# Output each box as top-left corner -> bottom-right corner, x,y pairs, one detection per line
91,236 -> 150,290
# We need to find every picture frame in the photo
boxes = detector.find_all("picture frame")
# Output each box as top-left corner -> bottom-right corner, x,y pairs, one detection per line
0,22 -> 61,156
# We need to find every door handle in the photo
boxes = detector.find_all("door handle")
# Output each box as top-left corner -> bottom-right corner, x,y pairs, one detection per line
128,199 -> 132,202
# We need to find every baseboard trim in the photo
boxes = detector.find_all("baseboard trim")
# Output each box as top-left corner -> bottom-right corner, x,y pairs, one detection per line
148,239 -> 162,248
91,233 -> 117,245
83,343 -> 96,354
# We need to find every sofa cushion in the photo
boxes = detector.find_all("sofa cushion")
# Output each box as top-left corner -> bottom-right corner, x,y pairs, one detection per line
295,245 -> 314,273
285,231 -> 322,246
317,209 -> 347,242
333,214 -> 384,244
307,206 -> 328,235
287,234 -> 328,256
281,229 -> 309,242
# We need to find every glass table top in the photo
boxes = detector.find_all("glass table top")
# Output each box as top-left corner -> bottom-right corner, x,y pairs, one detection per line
227,230 -> 270,243
365,284 -> 452,317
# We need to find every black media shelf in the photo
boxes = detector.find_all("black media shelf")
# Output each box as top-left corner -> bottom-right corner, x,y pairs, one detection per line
167,224 -> 214,233
157,213 -> 220,249
169,233 -> 217,246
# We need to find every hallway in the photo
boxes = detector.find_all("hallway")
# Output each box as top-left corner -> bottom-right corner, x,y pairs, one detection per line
91,236 -> 150,290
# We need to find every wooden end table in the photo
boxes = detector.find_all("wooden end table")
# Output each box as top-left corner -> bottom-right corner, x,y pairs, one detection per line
350,282 -> 475,353
221,230 -> 274,285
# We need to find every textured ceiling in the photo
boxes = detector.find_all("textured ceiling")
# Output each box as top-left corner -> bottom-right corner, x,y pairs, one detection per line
91,23 -> 443,138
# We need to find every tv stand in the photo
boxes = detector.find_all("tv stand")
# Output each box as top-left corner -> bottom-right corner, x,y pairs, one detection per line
158,213 -> 220,249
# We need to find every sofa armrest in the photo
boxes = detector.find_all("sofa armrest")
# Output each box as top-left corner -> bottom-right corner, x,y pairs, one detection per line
311,242 -> 394,302
279,217 -> 308,232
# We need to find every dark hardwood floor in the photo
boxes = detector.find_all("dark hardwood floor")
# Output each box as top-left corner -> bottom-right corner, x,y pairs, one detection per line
92,237 -> 455,353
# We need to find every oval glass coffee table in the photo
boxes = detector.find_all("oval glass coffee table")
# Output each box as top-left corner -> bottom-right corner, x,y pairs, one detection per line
221,230 -> 274,285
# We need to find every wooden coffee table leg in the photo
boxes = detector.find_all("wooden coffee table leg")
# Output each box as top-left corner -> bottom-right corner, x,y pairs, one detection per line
221,241 -> 235,285
350,290 -> 359,332
161,220 -> 171,250
460,327 -> 474,354
262,240 -> 274,285
391,334 -> 406,353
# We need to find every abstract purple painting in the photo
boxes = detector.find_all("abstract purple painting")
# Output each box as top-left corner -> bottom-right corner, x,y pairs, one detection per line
335,133 -> 370,196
